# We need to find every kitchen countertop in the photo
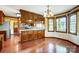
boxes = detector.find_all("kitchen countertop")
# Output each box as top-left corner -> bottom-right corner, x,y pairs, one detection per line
0,29 -> 6,31
19,28 -> 45,31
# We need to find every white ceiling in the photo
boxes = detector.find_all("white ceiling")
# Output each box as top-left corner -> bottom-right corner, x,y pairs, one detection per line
0,5 -> 77,17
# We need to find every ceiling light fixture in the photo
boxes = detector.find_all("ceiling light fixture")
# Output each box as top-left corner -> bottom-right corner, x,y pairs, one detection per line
16,13 -> 21,17
44,5 -> 54,17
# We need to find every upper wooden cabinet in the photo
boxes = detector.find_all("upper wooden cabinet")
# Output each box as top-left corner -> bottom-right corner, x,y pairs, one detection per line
20,10 -> 29,23
20,9 -> 44,24
0,11 -> 4,24
33,14 -> 38,22
33,14 -> 44,22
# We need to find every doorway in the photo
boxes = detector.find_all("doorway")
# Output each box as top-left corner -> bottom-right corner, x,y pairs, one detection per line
10,18 -> 19,35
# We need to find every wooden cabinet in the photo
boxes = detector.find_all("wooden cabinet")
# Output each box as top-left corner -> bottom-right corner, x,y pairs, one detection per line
37,30 -> 44,39
20,10 -> 29,23
0,11 -> 4,24
21,30 -> 45,42
34,15 -> 44,22
0,40 -> 2,51
28,31 -> 34,40
41,30 -> 45,38
33,30 -> 38,40
33,14 -> 37,22
21,31 -> 28,42
20,9 -> 44,24
0,34 -> 4,52
0,31 -> 6,41
37,30 -> 42,39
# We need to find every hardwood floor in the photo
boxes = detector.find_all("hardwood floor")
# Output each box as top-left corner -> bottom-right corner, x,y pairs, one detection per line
1,35 -> 79,53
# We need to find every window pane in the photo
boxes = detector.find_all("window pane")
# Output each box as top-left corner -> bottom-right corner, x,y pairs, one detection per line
56,17 -> 66,32
48,19 -> 53,31
69,13 -> 76,34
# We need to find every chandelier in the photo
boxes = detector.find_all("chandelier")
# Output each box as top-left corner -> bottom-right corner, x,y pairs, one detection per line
44,5 -> 54,17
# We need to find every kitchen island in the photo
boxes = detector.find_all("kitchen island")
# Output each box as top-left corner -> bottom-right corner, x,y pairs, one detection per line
20,28 -> 45,43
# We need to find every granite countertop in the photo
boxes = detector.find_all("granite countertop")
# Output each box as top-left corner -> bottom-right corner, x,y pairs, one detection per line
19,28 -> 45,31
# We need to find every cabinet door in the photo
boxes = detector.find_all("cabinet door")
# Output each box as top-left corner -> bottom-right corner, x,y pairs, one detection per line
33,30 -> 38,40
28,31 -> 34,40
0,34 -> 3,51
41,30 -> 45,38
0,11 -> 4,24
0,41 -> 2,51
20,10 -> 29,23
37,30 -> 42,39
21,31 -> 28,42
37,30 -> 45,39
33,14 -> 37,22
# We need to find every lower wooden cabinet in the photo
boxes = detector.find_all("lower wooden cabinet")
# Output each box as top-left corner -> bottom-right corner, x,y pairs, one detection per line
21,30 -> 44,42
37,30 -> 42,39
21,31 -> 28,42
33,30 -> 38,40
0,34 -> 4,52
0,41 -> 2,52
0,31 -> 6,41
28,31 -> 34,40
41,30 -> 45,38
37,30 -> 45,39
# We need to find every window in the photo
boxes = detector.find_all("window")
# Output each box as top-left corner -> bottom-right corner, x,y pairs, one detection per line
56,16 -> 66,32
48,19 -> 53,31
68,13 -> 77,34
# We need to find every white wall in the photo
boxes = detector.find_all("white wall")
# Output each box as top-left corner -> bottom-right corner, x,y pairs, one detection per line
0,21 -> 11,38
45,32 -> 79,45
